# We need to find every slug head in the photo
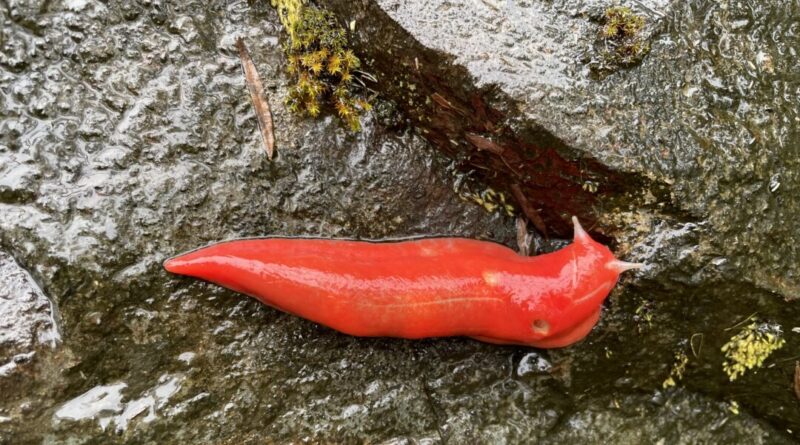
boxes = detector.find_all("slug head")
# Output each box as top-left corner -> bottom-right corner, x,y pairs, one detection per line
525,217 -> 643,348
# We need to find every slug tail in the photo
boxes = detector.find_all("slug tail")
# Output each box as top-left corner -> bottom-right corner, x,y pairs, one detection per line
163,250 -> 212,278
163,257 -> 185,274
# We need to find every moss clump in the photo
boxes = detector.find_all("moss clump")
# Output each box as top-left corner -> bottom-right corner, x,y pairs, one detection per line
271,0 -> 303,42
590,6 -> 650,76
721,322 -> 785,381
662,351 -> 688,389
460,187 -> 514,216
271,0 -> 371,131
601,6 -> 645,40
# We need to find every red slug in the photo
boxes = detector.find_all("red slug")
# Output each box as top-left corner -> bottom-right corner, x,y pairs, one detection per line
164,217 -> 642,348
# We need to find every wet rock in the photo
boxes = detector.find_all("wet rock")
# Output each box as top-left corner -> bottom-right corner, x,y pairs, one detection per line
0,251 -> 65,438
0,0 -> 516,442
0,251 -> 60,362
548,390 -> 791,444
319,0 -> 655,239
317,0 -> 800,437
0,0 -> 796,443
0,151 -> 40,204
363,0 -> 800,298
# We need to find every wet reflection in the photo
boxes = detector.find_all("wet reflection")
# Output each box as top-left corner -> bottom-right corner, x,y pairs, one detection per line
54,374 -> 183,432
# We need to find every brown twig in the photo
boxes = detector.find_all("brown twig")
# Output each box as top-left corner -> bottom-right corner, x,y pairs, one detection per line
236,38 -> 276,160
724,312 -> 758,331
431,93 -> 454,110
465,133 -> 506,155
794,362 -> 800,401
510,183 -> 548,239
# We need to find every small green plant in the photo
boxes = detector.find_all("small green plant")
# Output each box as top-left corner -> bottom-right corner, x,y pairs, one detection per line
721,322 -> 785,381
271,0 -> 372,131
459,187 -> 514,216
662,351 -> 688,388
590,6 -> 650,76
601,6 -> 645,40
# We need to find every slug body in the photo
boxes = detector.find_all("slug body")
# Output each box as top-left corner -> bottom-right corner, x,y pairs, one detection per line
164,218 -> 641,348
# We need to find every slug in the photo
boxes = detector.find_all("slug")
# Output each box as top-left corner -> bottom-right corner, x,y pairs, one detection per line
164,217 -> 642,348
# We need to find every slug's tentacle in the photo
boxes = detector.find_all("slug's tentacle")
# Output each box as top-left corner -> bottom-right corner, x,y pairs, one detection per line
571,216 -> 591,244
607,260 -> 646,273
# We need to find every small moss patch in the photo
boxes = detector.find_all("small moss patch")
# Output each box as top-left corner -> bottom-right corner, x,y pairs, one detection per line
601,6 -> 645,40
271,0 -> 372,131
459,187 -> 514,216
721,322 -> 785,381
589,6 -> 651,77
662,351 -> 688,389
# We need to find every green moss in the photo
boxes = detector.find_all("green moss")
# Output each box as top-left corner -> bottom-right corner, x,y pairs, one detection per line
460,187 -> 514,216
721,322 -> 785,381
601,6 -> 644,40
662,351 -> 688,389
270,0 -> 303,42
591,6 -> 650,76
271,0 -> 372,131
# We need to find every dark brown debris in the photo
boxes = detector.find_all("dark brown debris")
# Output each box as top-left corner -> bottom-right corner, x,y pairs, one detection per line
431,92 -> 454,110
465,133 -> 506,156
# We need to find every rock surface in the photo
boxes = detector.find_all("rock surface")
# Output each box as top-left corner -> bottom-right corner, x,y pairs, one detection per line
373,0 -> 800,298
318,0 -> 800,437
0,0 -> 797,443
0,251 -> 60,362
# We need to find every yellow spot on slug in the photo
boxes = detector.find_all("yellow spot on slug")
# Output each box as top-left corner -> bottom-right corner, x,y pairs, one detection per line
483,271 -> 500,286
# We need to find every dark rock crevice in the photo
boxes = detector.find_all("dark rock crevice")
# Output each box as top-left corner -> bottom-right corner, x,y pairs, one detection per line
317,0 -> 680,240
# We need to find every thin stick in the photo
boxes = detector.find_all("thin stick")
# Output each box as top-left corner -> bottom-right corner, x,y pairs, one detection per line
794,362 -> 800,401
465,133 -> 506,155
510,183 -> 548,239
724,312 -> 758,331
236,38 -> 275,160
